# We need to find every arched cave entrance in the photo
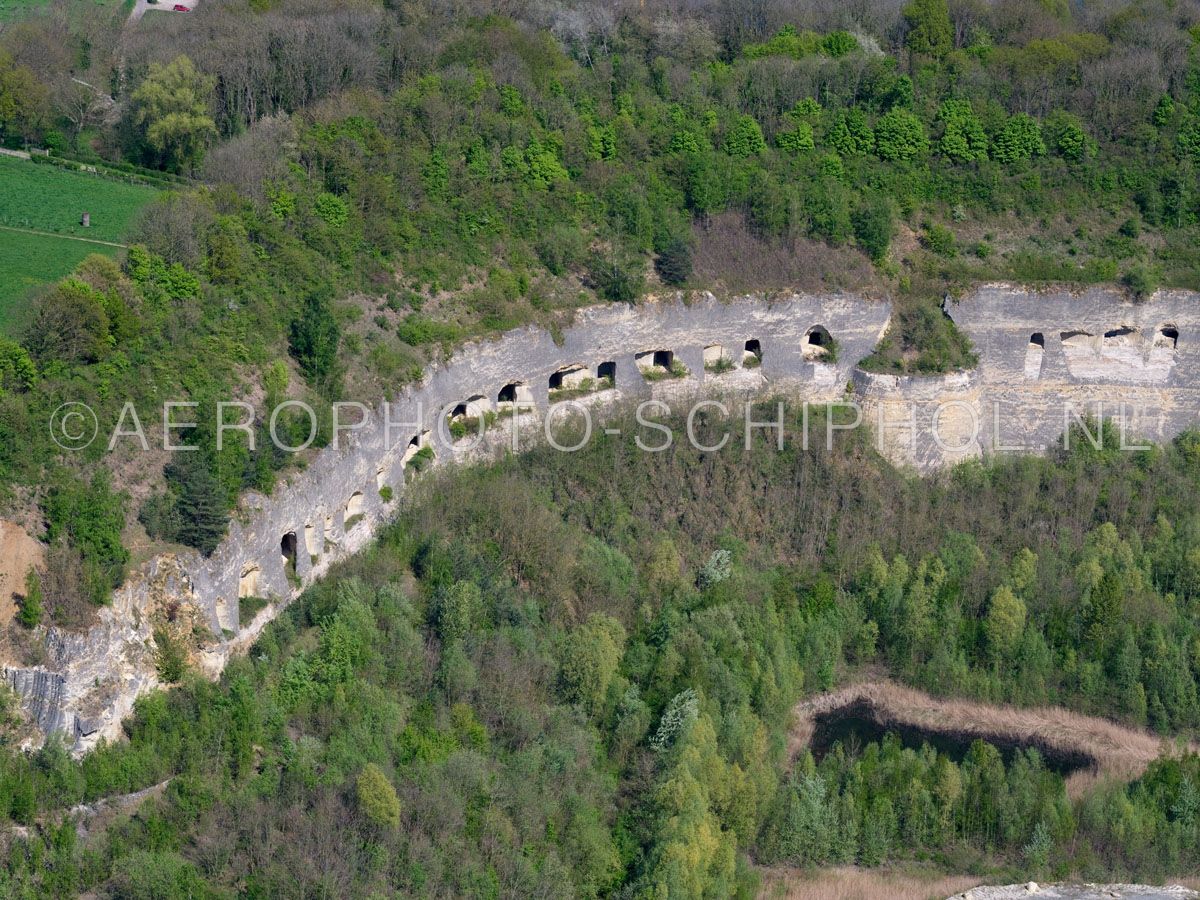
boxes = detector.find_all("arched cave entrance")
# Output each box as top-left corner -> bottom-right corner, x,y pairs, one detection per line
549,364 -> 589,392
1025,332 -> 1045,379
743,339 -> 762,366
280,531 -> 297,576
802,326 -> 832,361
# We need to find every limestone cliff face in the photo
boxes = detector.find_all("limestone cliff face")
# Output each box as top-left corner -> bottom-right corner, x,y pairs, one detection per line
945,284 -> 1200,459
8,284 -> 1200,753
3,291 -> 891,753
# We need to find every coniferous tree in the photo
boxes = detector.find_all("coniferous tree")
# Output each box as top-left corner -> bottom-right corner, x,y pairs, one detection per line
165,451 -> 228,556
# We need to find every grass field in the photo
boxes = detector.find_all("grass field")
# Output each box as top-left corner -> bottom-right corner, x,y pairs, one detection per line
0,155 -> 159,243
0,230 -> 119,331
0,155 -> 159,330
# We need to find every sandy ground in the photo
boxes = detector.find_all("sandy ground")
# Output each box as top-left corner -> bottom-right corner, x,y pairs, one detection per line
0,520 -> 43,628
789,681 -> 1195,797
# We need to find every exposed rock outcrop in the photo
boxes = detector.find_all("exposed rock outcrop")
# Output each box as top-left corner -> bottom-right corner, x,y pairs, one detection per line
8,284 -> 1200,754
948,884 -> 1198,899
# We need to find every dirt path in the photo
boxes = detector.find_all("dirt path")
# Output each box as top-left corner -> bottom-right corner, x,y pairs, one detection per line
0,224 -> 127,248
790,680 -> 1195,797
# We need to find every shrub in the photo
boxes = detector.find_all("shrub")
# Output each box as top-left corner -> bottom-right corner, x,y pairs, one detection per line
992,114 -> 1046,164
154,628 -> 187,682
921,223 -> 957,257
1123,263 -> 1159,300
852,197 -> 896,262
822,31 -> 858,57
589,254 -> 643,303
356,763 -> 401,830
937,100 -> 988,162
17,570 -> 42,628
288,290 -> 342,392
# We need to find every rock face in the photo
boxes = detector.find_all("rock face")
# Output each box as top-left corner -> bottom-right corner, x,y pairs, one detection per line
3,291 -> 892,752
7,284 -> 1200,753
948,884 -> 1198,899
945,284 -> 1200,458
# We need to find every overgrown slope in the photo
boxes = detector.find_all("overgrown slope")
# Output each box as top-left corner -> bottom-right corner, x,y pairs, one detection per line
1,407 -> 1200,894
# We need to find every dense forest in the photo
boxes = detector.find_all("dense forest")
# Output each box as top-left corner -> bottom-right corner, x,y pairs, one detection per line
7,0 -> 1200,577
0,407 -> 1199,895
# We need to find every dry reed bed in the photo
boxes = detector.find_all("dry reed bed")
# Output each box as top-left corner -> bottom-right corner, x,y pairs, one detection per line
789,681 -> 1196,796
757,864 -> 982,900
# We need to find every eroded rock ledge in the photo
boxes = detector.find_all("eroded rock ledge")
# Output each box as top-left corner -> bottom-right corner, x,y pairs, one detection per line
7,284 -> 1200,753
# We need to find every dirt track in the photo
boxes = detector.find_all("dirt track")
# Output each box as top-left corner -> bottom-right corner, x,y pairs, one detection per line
790,681 -> 1196,796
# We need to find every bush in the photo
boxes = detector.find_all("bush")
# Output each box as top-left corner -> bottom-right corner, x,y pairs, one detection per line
43,473 -> 129,604
288,290 -> 342,393
921,223 -> 957,257
589,254 -> 643,303
356,763 -> 401,829
992,114 -> 1046,164
1123,263 -> 1159,300
154,628 -> 188,682
724,115 -> 766,158
852,197 -> 896,262
17,570 -> 42,628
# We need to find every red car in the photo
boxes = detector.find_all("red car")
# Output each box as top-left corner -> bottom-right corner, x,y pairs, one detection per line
172,4 -> 189,9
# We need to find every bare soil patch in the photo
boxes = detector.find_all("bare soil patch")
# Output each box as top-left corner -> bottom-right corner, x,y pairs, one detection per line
0,520 -> 43,628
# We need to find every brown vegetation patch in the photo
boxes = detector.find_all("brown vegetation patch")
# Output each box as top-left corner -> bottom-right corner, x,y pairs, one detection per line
757,864 -> 982,900
790,681 -> 1192,797
691,212 -> 881,296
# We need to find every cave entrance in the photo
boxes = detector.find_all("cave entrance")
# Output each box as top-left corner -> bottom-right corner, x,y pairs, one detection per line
1103,326 -> 1138,346
280,531 -> 297,576
703,344 -> 730,372
344,491 -> 364,527
636,349 -> 673,375
549,364 -> 589,392
1157,325 -> 1180,349
743,339 -> 762,366
596,360 -> 617,387
497,381 -> 534,411
802,326 -> 831,360
1025,332 -> 1045,379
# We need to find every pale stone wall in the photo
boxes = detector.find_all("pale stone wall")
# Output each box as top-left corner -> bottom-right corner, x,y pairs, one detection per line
947,284 -> 1200,459
4,291 -> 890,752
12,283 -> 1200,754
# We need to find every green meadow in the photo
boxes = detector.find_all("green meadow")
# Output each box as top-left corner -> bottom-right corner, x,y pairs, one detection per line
0,156 -> 158,327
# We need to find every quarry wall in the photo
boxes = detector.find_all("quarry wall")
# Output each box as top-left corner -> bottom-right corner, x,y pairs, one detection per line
6,283 -> 1200,752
